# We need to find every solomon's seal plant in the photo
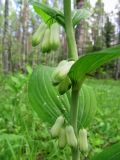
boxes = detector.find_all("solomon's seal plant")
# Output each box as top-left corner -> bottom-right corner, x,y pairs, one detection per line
50,115 -> 64,137
32,22 -> 47,47
52,60 -> 74,85
58,127 -> 66,148
29,0 -> 120,160
78,129 -> 88,152
32,22 -> 60,52
66,125 -> 77,148
52,60 -> 74,94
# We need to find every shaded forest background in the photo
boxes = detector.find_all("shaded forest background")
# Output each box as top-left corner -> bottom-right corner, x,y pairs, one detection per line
0,0 -> 120,79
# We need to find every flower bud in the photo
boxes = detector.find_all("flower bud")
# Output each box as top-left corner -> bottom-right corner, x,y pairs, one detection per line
32,23 -> 47,47
57,61 -> 74,80
50,23 -> 60,50
58,60 -> 68,67
41,28 -> 51,53
58,128 -> 66,148
50,116 -> 64,137
66,125 -> 77,148
52,60 -> 74,85
78,129 -> 88,152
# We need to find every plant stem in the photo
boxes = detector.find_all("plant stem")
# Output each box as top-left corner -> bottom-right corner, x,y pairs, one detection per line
63,0 -> 78,60
63,1 -> 80,160
72,147 -> 80,160
70,88 -> 79,134
70,87 -> 80,160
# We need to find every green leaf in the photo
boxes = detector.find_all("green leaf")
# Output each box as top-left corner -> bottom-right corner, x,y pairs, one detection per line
78,84 -> 97,128
92,142 -> 120,160
72,8 -> 91,27
28,65 -> 97,128
68,45 -> 120,86
31,1 -> 65,27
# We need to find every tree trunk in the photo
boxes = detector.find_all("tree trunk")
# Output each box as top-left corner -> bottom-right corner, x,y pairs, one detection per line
2,0 -> 9,74
114,59 -> 120,80
21,0 -> 29,71
15,3 -> 22,71
75,0 -> 84,56
0,0 -> 2,71
114,10 -> 120,80
118,11 -> 120,44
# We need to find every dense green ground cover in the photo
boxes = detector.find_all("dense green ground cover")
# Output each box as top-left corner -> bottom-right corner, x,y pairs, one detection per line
0,73 -> 120,160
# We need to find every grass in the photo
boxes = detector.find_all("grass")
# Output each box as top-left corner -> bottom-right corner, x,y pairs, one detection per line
0,73 -> 120,159
86,79 -> 120,158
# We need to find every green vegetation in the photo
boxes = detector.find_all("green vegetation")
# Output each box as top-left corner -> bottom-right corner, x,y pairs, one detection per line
1,0 -> 120,159
0,74 -> 120,159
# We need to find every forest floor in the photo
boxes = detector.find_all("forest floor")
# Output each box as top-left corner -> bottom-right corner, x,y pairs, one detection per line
0,73 -> 120,160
